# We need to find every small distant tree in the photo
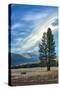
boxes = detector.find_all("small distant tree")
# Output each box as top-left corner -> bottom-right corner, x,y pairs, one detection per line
47,28 -> 56,71
39,32 -> 47,67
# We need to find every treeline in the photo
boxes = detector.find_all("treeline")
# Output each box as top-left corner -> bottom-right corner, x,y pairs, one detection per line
11,60 -> 58,69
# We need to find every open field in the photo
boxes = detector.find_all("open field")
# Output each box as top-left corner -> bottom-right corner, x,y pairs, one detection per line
10,67 -> 58,86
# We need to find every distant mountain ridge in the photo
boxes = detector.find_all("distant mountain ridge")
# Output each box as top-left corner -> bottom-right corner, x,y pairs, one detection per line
10,53 -> 39,67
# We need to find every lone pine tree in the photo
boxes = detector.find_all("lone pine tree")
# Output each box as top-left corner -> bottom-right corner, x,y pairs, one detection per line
47,28 -> 56,71
39,28 -> 56,71
39,32 -> 47,67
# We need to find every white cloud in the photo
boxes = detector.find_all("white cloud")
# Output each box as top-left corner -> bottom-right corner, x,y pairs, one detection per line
11,23 -> 22,30
15,38 -> 23,42
22,11 -> 48,22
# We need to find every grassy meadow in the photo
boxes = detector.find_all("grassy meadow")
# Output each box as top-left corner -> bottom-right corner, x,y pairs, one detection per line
10,67 -> 58,86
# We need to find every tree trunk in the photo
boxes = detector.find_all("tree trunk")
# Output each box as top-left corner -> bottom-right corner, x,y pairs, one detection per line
47,58 -> 50,71
47,66 -> 50,71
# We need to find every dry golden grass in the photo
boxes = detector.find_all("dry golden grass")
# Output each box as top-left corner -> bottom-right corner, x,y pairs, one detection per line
10,67 -> 58,86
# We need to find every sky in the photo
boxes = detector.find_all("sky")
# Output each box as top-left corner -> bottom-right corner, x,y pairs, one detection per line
9,4 -> 58,55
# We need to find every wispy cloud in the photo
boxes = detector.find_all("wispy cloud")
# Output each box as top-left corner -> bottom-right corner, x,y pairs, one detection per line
17,13 -> 58,52
22,11 -> 48,22
11,23 -> 22,30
